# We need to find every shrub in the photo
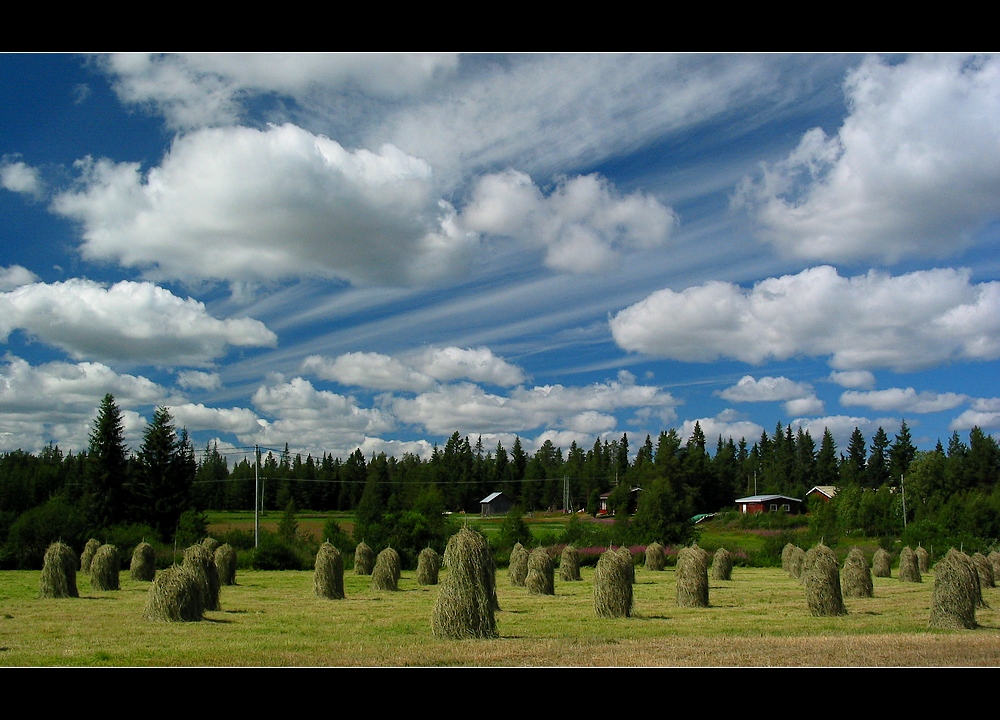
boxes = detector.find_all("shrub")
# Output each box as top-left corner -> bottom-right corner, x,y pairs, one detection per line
842,546 -> 873,598
525,547 -> 555,596
804,543 -> 846,617
80,538 -> 101,573
872,547 -> 892,578
214,544 -> 237,586
354,541 -> 375,575
40,542 -> 78,598
90,544 -> 120,591
594,548 -> 633,618
370,547 -> 401,591
432,527 -> 498,639
130,542 -> 156,582
4,496 -> 87,570
509,542 -> 529,586
929,548 -> 979,629
314,542 -> 345,600
559,545 -> 581,582
174,509 -> 209,548
144,566 -> 204,622
644,542 -> 665,571
183,543 -> 221,611
676,545 -> 709,608
249,532 -> 313,571
898,547 -> 921,583
417,547 -> 440,586
711,547 -> 733,581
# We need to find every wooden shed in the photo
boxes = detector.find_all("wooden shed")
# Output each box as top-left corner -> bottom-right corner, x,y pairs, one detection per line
480,491 -> 515,516
734,494 -> 804,515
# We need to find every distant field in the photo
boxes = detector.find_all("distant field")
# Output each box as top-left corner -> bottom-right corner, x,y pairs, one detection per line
3,560 -> 999,666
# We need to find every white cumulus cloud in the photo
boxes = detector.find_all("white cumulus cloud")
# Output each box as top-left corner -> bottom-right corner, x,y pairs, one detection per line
735,54 -> 1000,263
1,160 -> 44,198
841,387 -> 968,414
610,265 -> 1000,372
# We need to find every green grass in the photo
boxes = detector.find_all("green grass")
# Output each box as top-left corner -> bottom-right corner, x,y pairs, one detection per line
3,559 -> 1000,666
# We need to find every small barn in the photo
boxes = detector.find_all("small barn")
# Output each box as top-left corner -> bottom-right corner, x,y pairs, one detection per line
734,494 -> 804,515
597,487 -> 642,516
480,491 -> 515,517
806,486 -> 838,504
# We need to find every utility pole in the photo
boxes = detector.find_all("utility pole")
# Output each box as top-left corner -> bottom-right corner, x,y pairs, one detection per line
901,473 -> 907,529
254,445 -> 261,548
563,475 -> 570,513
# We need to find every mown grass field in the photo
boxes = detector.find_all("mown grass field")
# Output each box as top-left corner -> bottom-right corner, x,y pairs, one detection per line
3,558 -> 1000,666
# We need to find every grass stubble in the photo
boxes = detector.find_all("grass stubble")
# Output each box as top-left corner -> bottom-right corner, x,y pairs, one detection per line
2,564 -> 1000,666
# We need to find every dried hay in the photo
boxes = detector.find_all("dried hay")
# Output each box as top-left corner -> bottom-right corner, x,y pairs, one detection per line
842,546 -> 873,598
354,541 -> 374,575
509,542 -> 529,587
872,547 -> 892,578
80,538 -> 101,573
40,542 -> 78,599
804,543 -> 846,617
183,543 -> 221,611
370,547 -> 401,591
644,542 -> 665,571
417,547 -> 440,585
314,542 -> 345,599
617,546 -> 635,584
916,545 -> 930,574
144,565 -> 204,622
594,547 -> 633,618
972,552 -> 995,592
559,545 -> 581,582
898,546 -> 921,583
90,544 -> 120,591
130,541 -> 156,582
525,547 -> 555,595
989,550 -> 1000,580
201,537 -> 220,554
789,546 -> 806,579
432,526 -> 498,639
711,547 -> 733,581
782,542 -> 796,572
929,548 -> 979,629
676,545 -> 710,608
214,543 -> 237,586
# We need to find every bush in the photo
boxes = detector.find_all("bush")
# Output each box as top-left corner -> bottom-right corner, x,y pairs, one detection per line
250,532 -> 313,571
4,497 -> 87,570
174,509 -> 209,548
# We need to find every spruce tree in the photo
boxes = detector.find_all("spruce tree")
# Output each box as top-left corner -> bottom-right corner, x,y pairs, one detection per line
134,407 -> 194,540
84,394 -> 129,529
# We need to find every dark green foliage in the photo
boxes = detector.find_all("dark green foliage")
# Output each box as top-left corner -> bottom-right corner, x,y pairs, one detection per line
174,509 -> 209,549
321,517 -> 354,555
277,499 -> 298,542
4,496 -> 87,570
250,531 -> 313,570
84,394 -> 129,529
494,506 -> 532,552
40,542 -> 78,598
133,407 -> 195,541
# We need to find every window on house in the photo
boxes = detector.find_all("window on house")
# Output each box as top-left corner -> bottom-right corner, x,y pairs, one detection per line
769,504 -> 777,511
782,504 -> 790,511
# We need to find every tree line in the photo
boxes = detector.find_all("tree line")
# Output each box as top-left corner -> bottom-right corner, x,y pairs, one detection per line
2,393 -> 999,568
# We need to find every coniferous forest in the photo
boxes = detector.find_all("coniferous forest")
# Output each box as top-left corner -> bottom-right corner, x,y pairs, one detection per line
2,393 -> 999,569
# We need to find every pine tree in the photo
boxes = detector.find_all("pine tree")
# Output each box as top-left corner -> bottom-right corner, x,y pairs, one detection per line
867,427 -> 890,488
84,394 -> 129,529
888,420 -> 916,483
134,407 -> 194,540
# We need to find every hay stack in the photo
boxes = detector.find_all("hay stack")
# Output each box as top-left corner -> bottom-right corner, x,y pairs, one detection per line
972,552 -> 995,592
782,542 -> 797,572
989,550 -> 1000,580
872,547 -> 892,578
509,542 -> 529,587
183,543 -> 221,611
929,548 -> 979,629
314,542 -> 345,599
214,543 -> 237,586
371,547 -> 401,591
898,546 -> 921,583
594,547 -> 633,618
80,538 -> 101,573
617,546 -> 635,584
201,537 -> 219,553
644,542 -> 665,571
711,547 -> 733,581
354,541 -> 374,575
130,542 -> 156,582
804,543 -> 846,616
789,546 -> 806,579
417,547 -> 440,585
559,545 -> 581,582
916,545 -> 930,574
676,545 -> 709,608
432,527 -> 498,639
525,547 -> 555,595
40,542 -> 79,599
90,544 -> 120,591
842,546 -> 873,598
144,566 -> 204,622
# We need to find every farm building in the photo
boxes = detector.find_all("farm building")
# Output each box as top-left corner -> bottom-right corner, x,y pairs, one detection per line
806,486 -> 838,503
480,491 -> 515,516
734,494 -> 804,515
597,487 -> 642,516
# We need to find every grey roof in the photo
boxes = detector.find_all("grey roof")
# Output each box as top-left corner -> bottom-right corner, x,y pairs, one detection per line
734,494 -> 802,503
480,491 -> 506,503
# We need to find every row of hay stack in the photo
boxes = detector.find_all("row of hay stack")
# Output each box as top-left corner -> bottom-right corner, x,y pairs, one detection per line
144,539 -> 230,622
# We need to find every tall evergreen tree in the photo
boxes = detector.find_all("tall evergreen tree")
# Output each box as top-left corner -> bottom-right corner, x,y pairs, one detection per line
84,394 -> 130,529
888,420 -> 916,483
867,426 -> 891,488
134,407 -> 194,539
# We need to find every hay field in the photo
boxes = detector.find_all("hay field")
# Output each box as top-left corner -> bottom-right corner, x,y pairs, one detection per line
2,564 -> 1000,666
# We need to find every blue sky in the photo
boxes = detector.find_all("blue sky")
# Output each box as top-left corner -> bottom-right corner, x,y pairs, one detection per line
1,53 -> 999,463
